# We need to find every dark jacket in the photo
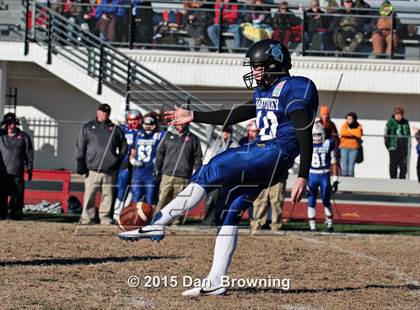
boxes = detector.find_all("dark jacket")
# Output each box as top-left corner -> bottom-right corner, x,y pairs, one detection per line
305,8 -> 327,35
384,116 -> 411,152
273,9 -> 301,31
0,128 -> 33,176
155,127 -> 202,179
76,119 -> 127,173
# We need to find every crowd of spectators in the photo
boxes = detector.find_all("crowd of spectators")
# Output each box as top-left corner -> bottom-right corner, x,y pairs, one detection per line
40,0 -> 418,57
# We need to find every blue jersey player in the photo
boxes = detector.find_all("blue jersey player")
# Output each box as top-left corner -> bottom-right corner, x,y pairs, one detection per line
307,122 -> 339,233
113,109 -> 142,221
119,40 -> 319,296
129,115 -> 164,206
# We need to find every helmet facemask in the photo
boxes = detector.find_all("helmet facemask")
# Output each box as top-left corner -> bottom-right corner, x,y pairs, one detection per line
126,109 -> 142,130
143,116 -> 157,134
312,123 -> 325,144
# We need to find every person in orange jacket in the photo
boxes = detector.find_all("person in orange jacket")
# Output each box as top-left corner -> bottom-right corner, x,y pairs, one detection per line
339,112 -> 363,177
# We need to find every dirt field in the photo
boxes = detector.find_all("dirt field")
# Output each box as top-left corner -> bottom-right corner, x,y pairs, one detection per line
0,221 -> 419,310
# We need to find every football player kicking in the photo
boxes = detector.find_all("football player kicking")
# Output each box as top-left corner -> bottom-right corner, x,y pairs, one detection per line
113,110 -> 142,221
119,39 -> 319,296
307,122 -> 339,233
129,115 -> 164,206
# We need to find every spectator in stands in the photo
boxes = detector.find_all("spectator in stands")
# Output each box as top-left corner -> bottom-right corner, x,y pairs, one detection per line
333,0 -> 364,53
183,0 -> 213,51
384,106 -> 411,179
371,1 -> 399,58
207,0 -> 243,52
202,125 -> 238,225
272,1 -> 302,48
96,0 -> 125,42
353,0 -> 374,37
403,24 -> 420,41
250,175 -> 288,235
62,0 -> 94,40
339,112 -> 363,177
414,128 -> 420,182
241,0 -> 273,44
0,113 -> 34,220
76,103 -> 127,225
304,0 -> 328,52
131,0 -> 153,46
154,123 -> 202,224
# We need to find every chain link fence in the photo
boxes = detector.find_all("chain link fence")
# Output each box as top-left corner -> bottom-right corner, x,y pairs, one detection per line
22,117 -> 419,181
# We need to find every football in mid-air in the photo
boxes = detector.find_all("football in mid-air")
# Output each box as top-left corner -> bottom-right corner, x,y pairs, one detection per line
117,202 -> 154,231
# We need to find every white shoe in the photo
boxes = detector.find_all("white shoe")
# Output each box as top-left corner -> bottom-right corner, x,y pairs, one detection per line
118,224 -> 165,242
182,285 -> 226,297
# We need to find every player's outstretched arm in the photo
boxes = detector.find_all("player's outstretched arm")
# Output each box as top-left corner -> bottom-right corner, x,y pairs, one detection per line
165,103 -> 256,126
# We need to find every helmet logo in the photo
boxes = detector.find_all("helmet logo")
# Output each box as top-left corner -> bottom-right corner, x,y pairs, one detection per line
266,44 -> 284,63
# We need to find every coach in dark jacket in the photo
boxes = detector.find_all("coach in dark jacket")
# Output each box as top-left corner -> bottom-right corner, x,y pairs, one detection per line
76,103 -> 127,225
0,113 -> 34,220
154,124 -> 202,219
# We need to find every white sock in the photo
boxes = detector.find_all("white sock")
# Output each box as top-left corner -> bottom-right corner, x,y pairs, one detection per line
324,206 -> 333,227
326,218 -> 333,227
206,225 -> 238,287
113,199 -> 123,219
152,183 -> 206,225
308,207 -> 316,219
124,192 -> 133,207
309,219 -> 316,230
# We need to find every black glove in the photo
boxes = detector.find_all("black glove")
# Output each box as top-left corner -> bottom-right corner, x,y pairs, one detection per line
332,181 -> 339,194
153,170 -> 161,182
113,158 -> 123,171
77,158 -> 88,176
27,169 -> 33,181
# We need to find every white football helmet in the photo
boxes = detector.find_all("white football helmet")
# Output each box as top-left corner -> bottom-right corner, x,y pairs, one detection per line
312,122 -> 325,144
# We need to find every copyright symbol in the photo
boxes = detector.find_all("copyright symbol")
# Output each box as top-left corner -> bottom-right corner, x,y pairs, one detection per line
128,276 -> 140,288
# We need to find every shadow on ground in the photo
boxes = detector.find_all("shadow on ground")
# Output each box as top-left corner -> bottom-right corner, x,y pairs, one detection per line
231,283 -> 420,295
0,255 -> 182,267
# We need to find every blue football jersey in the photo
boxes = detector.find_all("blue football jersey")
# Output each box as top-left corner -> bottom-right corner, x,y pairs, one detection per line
253,76 -> 319,146
132,130 -> 164,171
120,124 -> 139,164
310,139 -> 336,173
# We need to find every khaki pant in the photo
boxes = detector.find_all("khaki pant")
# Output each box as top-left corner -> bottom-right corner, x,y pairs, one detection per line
80,170 -> 116,225
155,175 -> 189,222
251,180 -> 286,231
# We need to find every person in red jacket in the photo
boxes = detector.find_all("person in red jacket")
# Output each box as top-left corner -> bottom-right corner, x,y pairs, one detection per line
207,0 -> 244,51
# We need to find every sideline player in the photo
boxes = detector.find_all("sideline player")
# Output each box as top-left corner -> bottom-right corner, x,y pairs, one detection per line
119,39 -> 319,296
113,109 -> 142,220
129,115 -> 164,206
307,122 -> 339,233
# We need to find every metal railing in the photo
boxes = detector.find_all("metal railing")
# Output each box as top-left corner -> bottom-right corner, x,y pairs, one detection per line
18,1 -> 420,59
23,0 -> 226,143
